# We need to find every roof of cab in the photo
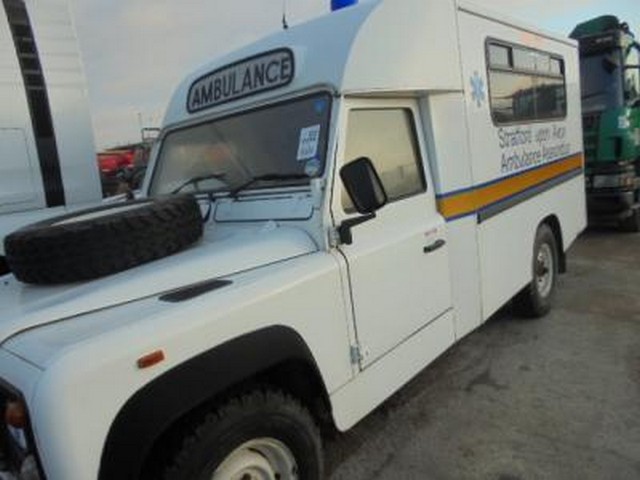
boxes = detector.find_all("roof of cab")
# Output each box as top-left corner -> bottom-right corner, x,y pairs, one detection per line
163,0 -> 463,127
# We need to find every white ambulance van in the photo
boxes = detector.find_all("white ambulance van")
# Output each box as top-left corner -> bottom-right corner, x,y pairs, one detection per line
0,1 -> 586,479
0,0 -> 101,275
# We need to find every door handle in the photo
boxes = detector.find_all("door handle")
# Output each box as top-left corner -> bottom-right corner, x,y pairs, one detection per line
423,239 -> 446,254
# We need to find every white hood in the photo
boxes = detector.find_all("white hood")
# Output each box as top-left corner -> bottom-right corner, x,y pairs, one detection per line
0,225 -> 317,344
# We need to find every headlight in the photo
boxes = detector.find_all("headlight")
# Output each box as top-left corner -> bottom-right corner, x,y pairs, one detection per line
592,173 -> 635,189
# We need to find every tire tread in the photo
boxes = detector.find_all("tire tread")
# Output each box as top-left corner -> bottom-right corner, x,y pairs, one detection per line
162,389 -> 323,480
4,195 -> 203,284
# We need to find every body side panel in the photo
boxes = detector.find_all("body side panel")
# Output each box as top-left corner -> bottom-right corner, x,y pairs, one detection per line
22,253 -> 352,480
456,8 -> 585,320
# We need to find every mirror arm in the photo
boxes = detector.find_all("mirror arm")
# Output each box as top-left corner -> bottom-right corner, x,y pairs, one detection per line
338,213 -> 376,245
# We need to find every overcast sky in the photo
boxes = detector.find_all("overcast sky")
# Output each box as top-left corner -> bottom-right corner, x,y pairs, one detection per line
69,0 -> 640,149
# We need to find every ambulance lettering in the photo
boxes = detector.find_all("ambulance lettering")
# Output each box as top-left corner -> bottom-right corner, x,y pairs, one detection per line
187,49 -> 295,113
499,123 -> 571,174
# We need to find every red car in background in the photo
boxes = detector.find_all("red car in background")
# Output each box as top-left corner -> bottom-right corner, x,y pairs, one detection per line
97,146 -> 151,197
98,130 -> 159,197
98,150 -> 136,177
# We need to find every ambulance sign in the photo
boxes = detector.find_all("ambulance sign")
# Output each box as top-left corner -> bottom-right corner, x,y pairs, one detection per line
187,49 -> 295,113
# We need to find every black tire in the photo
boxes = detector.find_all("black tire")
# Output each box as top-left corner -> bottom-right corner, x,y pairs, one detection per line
513,223 -> 559,318
163,390 -> 323,480
4,195 -> 203,285
620,208 -> 640,233
0,255 -> 9,276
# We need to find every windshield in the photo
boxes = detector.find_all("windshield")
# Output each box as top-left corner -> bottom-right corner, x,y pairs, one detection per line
150,93 -> 332,196
580,51 -> 624,112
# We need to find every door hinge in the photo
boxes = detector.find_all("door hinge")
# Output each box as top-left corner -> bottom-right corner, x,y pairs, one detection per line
328,227 -> 341,248
350,345 -> 361,364
350,345 -> 369,364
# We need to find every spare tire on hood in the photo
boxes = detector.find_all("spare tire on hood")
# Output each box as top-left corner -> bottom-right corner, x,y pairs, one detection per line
4,195 -> 203,285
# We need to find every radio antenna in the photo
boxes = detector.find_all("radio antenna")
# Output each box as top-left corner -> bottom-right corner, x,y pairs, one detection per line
282,0 -> 289,30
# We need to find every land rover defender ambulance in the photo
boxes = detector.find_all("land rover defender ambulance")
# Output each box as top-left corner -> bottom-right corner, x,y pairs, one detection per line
0,1 -> 585,479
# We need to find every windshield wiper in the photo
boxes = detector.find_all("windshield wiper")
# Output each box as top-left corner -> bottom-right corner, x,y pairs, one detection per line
229,173 -> 310,198
172,173 -> 226,194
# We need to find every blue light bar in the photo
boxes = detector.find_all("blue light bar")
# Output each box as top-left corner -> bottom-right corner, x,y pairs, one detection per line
331,0 -> 358,11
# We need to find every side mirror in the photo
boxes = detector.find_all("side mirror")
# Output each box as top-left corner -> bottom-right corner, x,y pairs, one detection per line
338,158 -> 388,245
340,157 -> 387,214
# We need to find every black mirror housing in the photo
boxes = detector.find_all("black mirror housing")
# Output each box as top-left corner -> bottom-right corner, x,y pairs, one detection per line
340,157 -> 388,214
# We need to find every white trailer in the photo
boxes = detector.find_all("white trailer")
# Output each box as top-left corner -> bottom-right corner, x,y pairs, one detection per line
0,1 -> 586,479
0,0 -> 101,273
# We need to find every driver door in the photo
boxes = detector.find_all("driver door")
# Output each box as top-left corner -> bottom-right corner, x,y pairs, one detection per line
333,98 -> 453,369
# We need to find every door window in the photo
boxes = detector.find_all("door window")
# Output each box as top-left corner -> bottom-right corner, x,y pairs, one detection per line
342,109 -> 425,212
624,46 -> 640,104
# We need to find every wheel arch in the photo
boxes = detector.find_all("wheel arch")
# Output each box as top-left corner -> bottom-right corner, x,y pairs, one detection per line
98,326 -> 331,480
541,214 -> 566,273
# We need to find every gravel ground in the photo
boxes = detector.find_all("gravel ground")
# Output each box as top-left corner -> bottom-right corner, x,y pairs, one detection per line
326,230 -> 640,480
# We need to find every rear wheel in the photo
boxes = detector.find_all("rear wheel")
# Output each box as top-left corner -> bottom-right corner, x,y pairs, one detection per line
163,389 -> 323,480
514,223 -> 558,318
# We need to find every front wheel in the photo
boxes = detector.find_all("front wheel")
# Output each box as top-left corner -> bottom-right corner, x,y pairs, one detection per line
163,390 -> 323,480
513,223 -> 559,318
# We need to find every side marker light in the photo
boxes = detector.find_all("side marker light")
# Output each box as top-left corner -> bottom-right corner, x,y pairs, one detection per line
137,350 -> 166,369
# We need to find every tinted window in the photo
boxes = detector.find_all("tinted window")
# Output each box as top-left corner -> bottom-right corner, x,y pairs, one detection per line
489,72 -> 536,123
550,58 -> 563,76
489,44 -> 510,68
580,52 -> 624,111
342,109 -> 425,211
513,48 -> 536,71
487,41 -> 567,124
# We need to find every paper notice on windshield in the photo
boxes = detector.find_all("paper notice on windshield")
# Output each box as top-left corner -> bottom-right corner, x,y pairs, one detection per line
297,125 -> 321,161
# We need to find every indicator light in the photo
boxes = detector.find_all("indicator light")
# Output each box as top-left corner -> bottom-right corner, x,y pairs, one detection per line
137,350 -> 166,369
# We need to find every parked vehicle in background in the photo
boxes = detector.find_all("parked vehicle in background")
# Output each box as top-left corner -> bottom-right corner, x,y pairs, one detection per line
570,16 -> 640,231
0,0 -> 102,274
98,148 -> 137,196
99,129 -> 159,196
0,1 -> 586,479
98,150 -> 135,176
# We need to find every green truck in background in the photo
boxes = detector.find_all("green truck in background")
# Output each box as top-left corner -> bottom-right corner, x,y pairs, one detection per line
570,16 -> 640,231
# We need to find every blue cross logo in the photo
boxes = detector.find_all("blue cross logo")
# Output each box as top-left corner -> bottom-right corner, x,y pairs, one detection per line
470,71 -> 486,108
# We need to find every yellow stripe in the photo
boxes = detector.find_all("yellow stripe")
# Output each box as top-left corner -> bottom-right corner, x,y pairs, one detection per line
437,153 -> 584,220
